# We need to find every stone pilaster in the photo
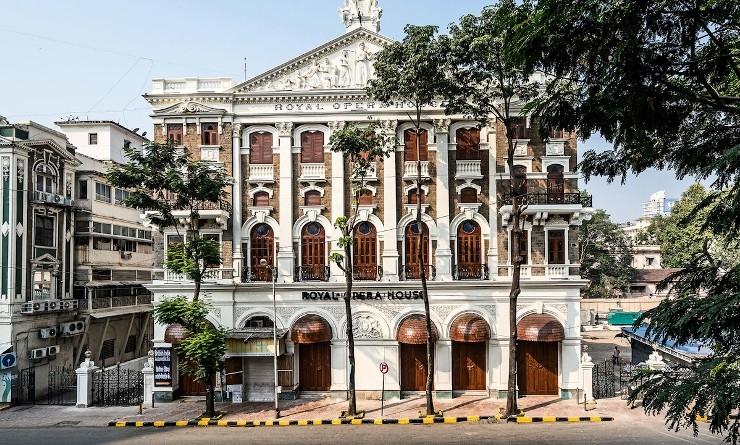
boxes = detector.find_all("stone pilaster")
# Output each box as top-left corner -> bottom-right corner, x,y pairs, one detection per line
487,120 -> 499,275
276,122 -> 295,282
231,123 -> 243,279
434,119 -> 452,281
380,120 -> 399,281
328,121 -> 345,282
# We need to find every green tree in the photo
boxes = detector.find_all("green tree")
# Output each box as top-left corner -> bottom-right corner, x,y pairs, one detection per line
154,296 -> 226,418
516,0 -> 740,441
368,24 -> 449,416
107,141 -> 231,417
328,123 -> 391,416
579,210 -> 635,298
658,184 -> 714,268
439,0 -> 538,416
634,216 -> 665,246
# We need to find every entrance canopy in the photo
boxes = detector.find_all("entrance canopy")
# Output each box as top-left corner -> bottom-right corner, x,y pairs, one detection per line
291,314 -> 332,344
397,314 -> 438,344
449,313 -> 490,342
517,314 -> 564,342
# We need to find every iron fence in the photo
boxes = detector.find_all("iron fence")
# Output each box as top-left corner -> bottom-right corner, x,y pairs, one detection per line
47,366 -> 77,405
92,364 -> 144,406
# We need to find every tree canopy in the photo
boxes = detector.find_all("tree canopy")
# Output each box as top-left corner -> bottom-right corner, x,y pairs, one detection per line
579,209 -> 635,298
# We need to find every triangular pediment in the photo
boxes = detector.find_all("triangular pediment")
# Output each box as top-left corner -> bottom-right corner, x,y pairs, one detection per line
153,101 -> 228,115
230,28 -> 394,95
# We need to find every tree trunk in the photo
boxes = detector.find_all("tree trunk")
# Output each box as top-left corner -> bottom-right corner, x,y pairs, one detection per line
193,280 -> 202,302
204,372 -> 216,418
416,126 -> 435,416
344,242 -> 357,416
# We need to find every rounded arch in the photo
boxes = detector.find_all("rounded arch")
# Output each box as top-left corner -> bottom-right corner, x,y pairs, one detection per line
449,121 -> 480,143
248,184 -> 274,199
403,183 -> 430,196
445,307 -> 495,339
287,308 -> 340,342
516,305 -> 568,334
243,125 -> 278,148
391,308 -> 445,341
33,159 -> 58,176
299,184 -> 325,197
396,212 -> 438,241
292,213 -> 333,243
455,181 -> 482,196
242,215 -> 280,242
450,212 -> 491,241
396,121 -> 435,146
235,307 -> 285,330
292,124 -> 330,149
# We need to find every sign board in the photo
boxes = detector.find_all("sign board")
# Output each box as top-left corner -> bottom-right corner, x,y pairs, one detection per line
379,362 -> 388,374
0,372 -> 10,403
0,352 -> 16,370
227,385 -> 243,404
302,290 -> 424,301
153,347 -> 173,387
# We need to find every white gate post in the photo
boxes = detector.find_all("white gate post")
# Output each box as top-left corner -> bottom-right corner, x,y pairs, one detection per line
580,352 -> 594,403
76,351 -> 98,408
646,350 -> 666,371
142,350 -> 155,405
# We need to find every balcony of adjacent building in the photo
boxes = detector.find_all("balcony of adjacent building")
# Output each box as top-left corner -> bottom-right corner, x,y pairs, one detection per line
497,264 -> 582,280
73,283 -> 153,315
499,188 -> 593,227
32,190 -> 74,208
153,267 -> 234,283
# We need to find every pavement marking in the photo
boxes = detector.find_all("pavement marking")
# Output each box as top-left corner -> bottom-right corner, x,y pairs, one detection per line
398,418 -> 410,425
443,417 -> 457,424
542,416 -> 556,423
466,416 -> 480,422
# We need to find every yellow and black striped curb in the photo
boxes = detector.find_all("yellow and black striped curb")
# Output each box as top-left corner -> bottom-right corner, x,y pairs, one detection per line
110,415 -> 613,428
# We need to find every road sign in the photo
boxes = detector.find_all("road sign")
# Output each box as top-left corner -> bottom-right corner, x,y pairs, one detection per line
379,362 -> 388,374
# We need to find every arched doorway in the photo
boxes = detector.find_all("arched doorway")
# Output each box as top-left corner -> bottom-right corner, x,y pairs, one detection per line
516,314 -> 563,396
450,313 -> 489,391
292,315 -> 332,391
397,314 -> 438,391
353,222 -> 378,280
456,220 -> 482,279
300,222 -> 327,281
404,222 -> 429,280
250,223 -> 274,282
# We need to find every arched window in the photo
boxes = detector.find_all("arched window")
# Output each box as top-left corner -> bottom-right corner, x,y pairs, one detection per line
250,223 -> 274,282
358,189 -> 373,205
546,164 -> 564,203
253,191 -> 270,207
300,131 -> 324,163
456,128 -> 480,161
460,187 -> 478,203
404,128 -> 428,161
304,190 -> 322,206
456,221 -> 483,279
301,222 -> 326,280
513,165 -> 527,198
404,221 -> 430,279
353,222 -> 378,280
408,188 -> 425,204
250,132 -> 273,164
244,315 -> 274,328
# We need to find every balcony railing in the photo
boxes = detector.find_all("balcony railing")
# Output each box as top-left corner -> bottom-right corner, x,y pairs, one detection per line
241,266 -> 276,283
84,293 -> 153,311
295,265 -> 330,282
248,164 -> 275,182
455,159 -> 482,179
453,264 -> 489,280
351,162 -> 377,181
502,192 -> 592,207
32,190 -> 74,207
403,161 -> 430,179
399,264 -> 436,281
499,264 -> 580,279
162,267 -> 233,282
299,163 -> 326,181
352,265 -> 383,281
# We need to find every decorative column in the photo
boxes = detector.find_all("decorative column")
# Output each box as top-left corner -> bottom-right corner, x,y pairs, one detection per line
435,340 -> 453,398
328,121 -> 345,282
380,120 -> 399,282
142,350 -> 155,406
231,124 -> 243,280
487,121 -> 498,276
434,119 -> 453,281
580,352 -> 594,403
276,122 -> 295,282
75,351 -> 98,408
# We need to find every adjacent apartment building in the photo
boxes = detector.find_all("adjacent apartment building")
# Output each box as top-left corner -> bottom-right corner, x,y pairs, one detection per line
145,1 -> 593,401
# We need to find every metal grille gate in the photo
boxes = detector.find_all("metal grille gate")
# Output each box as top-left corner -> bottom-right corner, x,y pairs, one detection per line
47,366 -> 77,405
10,368 -> 35,405
592,358 -> 645,399
92,365 -> 144,406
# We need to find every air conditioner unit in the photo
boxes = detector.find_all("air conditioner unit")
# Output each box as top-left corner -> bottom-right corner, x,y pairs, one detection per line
61,299 -> 78,311
21,301 -> 48,314
60,321 -> 85,336
30,348 -> 47,360
40,327 -> 58,339
47,345 -> 60,357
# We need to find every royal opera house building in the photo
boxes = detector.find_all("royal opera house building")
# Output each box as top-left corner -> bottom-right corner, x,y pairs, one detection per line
145,0 -> 593,401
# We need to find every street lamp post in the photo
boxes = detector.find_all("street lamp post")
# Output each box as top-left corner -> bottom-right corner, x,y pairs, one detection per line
260,258 -> 280,418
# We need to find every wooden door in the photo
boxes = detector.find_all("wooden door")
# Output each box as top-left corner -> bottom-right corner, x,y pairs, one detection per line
452,341 -> 486,391
517,341 -> 558,396
404,222 -> 429,279
300,131 -> 324,163
250,132 -> 273,164
400,343 -> 431,391
547,165 -> 565,203
179,370 -> 206,396
547,230 -> 566,264
456,221 -> 482,278
404,129 -> 428,161
250,223 -> 274,281
455,128 -> 480,161
298,342 -> 331,391
301,222 -> 326,280
353,222 -> 377,280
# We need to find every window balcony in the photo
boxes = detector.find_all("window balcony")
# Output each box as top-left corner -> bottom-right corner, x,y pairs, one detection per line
352,265 -> 383,281
501,192 -> 592,207
200,145 -> 221,163
455,159 -> 483,180
295,265 -> 330,282
241,266 -> 276,283
452,264 -> 489,280
32,190 -> 74,207
248,164 -> 275,183
299,163 -> 326,181
351,162 -> 378,181
403,161 -> 430,180
399,264 -> 436,281
546,140 -> 566,156
161,267 -> 233,282
79,293 -> 153,313
498,264 -> 580,279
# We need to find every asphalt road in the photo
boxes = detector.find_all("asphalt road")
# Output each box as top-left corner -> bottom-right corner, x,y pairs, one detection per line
0,422 -> 725,445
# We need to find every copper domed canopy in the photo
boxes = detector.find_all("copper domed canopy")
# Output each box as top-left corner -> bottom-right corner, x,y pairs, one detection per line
291,314 -> 332,344
517,314 -> 564,342
449,313 -> 490,342
164,323 -> 188,345
396,314 -> 438,344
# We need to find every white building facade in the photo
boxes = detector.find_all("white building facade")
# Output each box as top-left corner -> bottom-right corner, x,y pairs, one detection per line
146,1 -> 593,401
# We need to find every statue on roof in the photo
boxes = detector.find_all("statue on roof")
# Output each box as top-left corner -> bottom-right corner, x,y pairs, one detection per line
339,0 -> 382,33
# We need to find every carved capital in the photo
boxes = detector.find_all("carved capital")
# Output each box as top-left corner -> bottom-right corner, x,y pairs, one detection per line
232,123 -> 243,138
275,122 -> 294,137
327,121 -> 346,131
433,118 -> 452,134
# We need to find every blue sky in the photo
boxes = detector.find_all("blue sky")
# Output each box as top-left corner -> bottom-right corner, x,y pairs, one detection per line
0,0 -> 699,222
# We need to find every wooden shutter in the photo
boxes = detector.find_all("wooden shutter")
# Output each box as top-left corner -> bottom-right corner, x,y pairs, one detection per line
510,117 -> 528,139
358,189 -> 373,205
408,188 -> 425,204
304,190 -> 322,206
548,230 -> 565,264
250,224 -> 274,281
456,128 -> 480,161
301,223 -> 326,268
253,191 -> 270,207
201,123 -> 219,145
250,132 -> 273,164
353,222 -> 377,280
457,221 -> 482,271
515,230 -> 529,264
513,165 -> 528,197
167,124 -> 183,146
301,131 -> 324,163
404,129 -> 428,161
460,187 -> 477,203
405,222 -> 429,279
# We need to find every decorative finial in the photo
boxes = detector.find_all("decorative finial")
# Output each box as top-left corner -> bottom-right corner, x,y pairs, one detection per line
339,0 -> 382,33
